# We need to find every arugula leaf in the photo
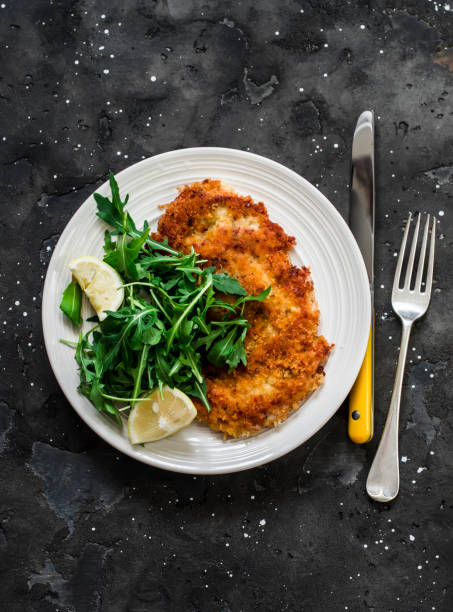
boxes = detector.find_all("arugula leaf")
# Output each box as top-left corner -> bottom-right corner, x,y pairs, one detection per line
95,173 -> 140,237
207,328 -> 238,367
104,227 -> 149,280
132,344 -> 150,402
146,236 -> 179,256
166,275 -> 213,352
180,348 -> 203,384
213,273 -> 248,296
192,327 -> 224,351
154,348 -> 173,387
225,328 -> 248,371
60,281 -> 83,326
100,306 -> 157,371
186,378 -> 210,412
234,286 -> 272,307
142,327 -> 162,346
103,230 -> 116,258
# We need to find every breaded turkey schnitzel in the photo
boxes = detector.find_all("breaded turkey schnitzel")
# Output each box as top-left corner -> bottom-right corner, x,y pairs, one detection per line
153,179 -> 332,438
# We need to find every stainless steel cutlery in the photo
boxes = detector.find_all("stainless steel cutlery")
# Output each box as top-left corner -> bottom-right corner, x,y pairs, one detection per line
366,213 -> 436,502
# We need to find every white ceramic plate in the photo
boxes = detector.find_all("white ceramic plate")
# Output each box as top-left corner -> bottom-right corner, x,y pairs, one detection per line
42,147 -> 370,474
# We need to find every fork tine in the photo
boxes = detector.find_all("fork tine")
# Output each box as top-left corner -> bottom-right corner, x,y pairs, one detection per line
415,214 -> 430,291
404,213 -> 421,289
424,217 -> 436,296
393,213 -> 412,293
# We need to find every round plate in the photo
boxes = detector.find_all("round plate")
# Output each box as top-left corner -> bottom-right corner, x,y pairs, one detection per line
42,148 -> 370,474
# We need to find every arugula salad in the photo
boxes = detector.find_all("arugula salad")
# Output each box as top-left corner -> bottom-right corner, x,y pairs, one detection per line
60,174 -> 270,426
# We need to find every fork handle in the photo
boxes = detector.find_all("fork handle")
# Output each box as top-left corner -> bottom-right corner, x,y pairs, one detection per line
366,320 -> 412,502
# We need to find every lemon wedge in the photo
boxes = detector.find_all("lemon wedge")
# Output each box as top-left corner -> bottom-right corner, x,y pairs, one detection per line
128,387 -> 197,444
68,255 -> 124,321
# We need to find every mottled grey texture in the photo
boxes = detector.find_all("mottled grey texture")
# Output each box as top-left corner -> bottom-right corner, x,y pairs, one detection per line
1,1 -> 452,611
29,442 -> 123,533
0,401 -> 13,453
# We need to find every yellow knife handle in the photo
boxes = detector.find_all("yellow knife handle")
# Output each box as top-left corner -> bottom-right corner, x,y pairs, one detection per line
348,314 -> 374,443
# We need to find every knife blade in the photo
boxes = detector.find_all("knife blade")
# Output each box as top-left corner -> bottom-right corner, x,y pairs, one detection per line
348,110 -> 375,444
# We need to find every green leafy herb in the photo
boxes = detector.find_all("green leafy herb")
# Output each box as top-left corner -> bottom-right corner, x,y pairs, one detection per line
60,280 -> 83,326
212,273 -> 248,296
61,173 -> 270,423
94,173 -> 139,237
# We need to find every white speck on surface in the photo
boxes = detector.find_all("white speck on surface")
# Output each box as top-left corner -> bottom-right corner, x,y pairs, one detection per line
379,49 -> 384,54
14,300 -> 19,306
417,466 -> 427,473
23,312 -> 28,317
299,87 -> 304,92
65,99 -> 70,104
409,534 -> 415,541
103,69 -> 110,74
401,456 -> 408,462
333,143 -> 339,148
438,210 -> 444,216
417,565 -> 422,570
360,24 -> 366,29
323,72 -> 328,77
259,519 -> 266,526
363,544 -> 368,548
274,31 -> 280,36
104,29 -> 109,34
243,533 -> 249,538
152,402 -> 159,414
150,75 -> 157,82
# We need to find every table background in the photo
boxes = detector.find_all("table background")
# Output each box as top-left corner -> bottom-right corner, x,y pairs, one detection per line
1,1 -> 452,611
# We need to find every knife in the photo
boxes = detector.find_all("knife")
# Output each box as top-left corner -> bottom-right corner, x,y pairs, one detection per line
348,111 -> 375,444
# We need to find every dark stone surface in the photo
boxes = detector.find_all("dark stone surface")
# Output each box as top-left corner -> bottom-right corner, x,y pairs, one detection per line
1,1 -> 452,610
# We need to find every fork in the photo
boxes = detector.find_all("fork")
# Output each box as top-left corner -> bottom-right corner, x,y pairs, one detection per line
366,213 -> 436,502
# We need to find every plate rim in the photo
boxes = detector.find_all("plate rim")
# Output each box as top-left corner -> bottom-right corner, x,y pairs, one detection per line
42,146 -> 370,474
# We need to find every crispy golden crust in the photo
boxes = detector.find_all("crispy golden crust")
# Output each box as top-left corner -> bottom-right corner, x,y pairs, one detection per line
153,179 -> 332,437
